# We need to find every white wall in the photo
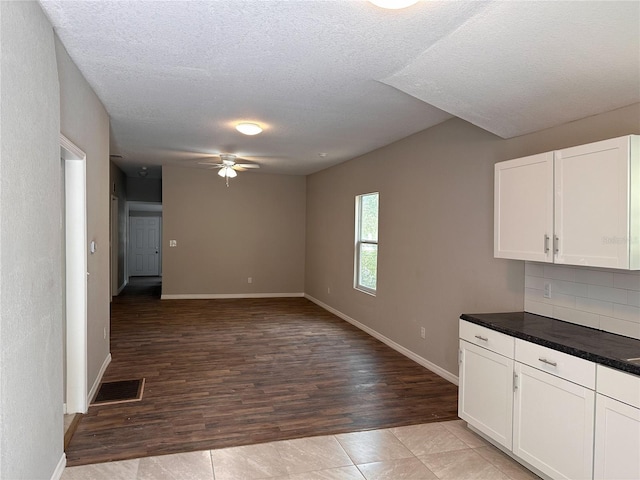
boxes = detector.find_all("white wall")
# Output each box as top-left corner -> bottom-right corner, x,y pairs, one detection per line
525,263 -> 640,339
55,37 -> 111,402
0,2 -> 64,478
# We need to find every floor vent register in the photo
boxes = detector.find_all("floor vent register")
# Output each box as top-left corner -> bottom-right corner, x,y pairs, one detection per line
91,378 -> 145,406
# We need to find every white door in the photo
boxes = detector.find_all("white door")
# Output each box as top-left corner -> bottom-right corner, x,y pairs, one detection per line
554,136 -> 631,268
513,363 -> 595,480
494,152 -> 554,262
129,216 -> 160,276
594,394 -> 640,480
459,340 -> 514,449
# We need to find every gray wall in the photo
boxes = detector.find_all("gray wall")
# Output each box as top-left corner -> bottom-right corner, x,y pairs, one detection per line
0,2 -> 64,478
127,176 -> 162,202
305,103 -> 640,378
162,166 -> 306,296
56,38 -> 111,406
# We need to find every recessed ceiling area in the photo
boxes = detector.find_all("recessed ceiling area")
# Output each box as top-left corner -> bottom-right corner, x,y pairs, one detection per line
40,1 -> 640,177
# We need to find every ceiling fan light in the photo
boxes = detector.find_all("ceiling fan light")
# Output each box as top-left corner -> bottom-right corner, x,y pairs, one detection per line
218,166 -> 237,178
368,0 -> 419,9
235,122 -> 263,135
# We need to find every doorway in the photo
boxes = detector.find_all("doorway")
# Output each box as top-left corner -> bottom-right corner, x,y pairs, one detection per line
60,134 -> 88,414
110,195 -> 119,298
125,201 -> 162,283
129,216 -> 161,276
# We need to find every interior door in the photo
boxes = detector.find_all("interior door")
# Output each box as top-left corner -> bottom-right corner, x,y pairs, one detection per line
129,216 -> 160,276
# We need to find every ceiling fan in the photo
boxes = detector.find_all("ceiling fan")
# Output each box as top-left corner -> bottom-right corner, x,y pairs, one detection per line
198,154 -> 260,186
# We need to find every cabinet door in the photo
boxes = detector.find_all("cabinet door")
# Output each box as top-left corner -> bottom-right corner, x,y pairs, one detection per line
554,136 -> 631,268
513,363 -> 595,480
495,152 -> 554,262
594,394 -> 640,480
459,340 -> 514,449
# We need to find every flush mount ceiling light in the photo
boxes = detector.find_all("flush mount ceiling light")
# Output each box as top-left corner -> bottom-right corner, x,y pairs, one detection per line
235,122 -> 263,135
368,0 -> 419,9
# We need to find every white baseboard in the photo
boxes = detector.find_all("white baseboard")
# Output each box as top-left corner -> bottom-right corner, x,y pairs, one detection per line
116,280 -> 127,295
50,453 -> 66,480
161,292 -> 305,300
87,353 -> 112,405
304,294 -> 459,386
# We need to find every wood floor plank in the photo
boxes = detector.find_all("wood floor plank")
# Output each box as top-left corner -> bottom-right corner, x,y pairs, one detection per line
65,282 -> 458,466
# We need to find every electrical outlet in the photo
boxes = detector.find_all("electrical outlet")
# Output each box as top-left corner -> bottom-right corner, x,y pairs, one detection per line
248,277 -> 253,284
327,287 -> 331,294
420,327 -> 426,339
169,240 -> 177,247
544,282 -> 551,299
103,327 -> 107,339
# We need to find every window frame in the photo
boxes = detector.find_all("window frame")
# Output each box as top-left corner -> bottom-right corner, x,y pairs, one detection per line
354,192 -> 379,295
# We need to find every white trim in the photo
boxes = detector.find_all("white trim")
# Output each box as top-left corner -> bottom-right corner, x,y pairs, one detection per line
304,294 -> 459,386
161,292 -> 305,300
117,279 -> 128,295
61,134 -> 88,414
87,353 -> 112,405
50,453 -> 66,480
125,201 -> 163,282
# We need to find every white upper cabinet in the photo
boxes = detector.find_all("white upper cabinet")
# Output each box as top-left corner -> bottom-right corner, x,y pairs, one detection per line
495,152 -> 554,262
495,135 -> 639,269
555,136 -> 638,269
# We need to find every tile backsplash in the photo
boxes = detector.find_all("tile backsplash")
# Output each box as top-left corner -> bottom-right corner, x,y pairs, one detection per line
524,262 -> 640,340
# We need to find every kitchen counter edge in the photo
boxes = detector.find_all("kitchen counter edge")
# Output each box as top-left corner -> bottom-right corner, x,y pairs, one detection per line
460,312 -> 640,377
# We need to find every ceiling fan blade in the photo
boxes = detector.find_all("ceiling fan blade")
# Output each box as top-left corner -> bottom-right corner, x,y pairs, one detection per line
198,161 -> 224,168
234,163 -> 260,169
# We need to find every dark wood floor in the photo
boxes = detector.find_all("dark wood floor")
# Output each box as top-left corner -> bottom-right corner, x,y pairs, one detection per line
66,281 -> 458,466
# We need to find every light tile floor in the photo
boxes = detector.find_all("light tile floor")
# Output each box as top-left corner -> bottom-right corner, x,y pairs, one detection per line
61,420 -> 541,480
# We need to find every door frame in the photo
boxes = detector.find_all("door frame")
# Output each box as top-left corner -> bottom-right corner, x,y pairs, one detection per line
61,134 -> 88,414
110,195 -> 119,297
124,201 -> 163,281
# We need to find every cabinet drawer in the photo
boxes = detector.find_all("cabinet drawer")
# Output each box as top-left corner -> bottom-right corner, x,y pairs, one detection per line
516,339 -> 595,389
597,365 -> 640,409
459,319 -> 514,358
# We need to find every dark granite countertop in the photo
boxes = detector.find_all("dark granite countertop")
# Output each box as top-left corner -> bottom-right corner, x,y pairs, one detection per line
460,312 -> 640,377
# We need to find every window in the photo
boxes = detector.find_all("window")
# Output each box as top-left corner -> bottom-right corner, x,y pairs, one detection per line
355,192 -> 379,294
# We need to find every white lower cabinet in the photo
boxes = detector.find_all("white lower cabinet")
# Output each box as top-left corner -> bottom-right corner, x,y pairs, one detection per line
594,366 -> 640,480
458,319 -> 614,480
459,340 -> 514,449
513,362 -> 595,480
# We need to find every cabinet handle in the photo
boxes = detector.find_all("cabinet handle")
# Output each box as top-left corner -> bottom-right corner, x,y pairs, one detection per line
544,234 -> 550,253
474,335 -> 488,341
554,236 -> 559,254
538,357 -> 557,367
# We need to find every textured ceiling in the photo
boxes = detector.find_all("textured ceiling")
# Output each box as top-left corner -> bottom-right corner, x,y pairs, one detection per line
383,1 -> 640,139
39,1 -> 640,177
